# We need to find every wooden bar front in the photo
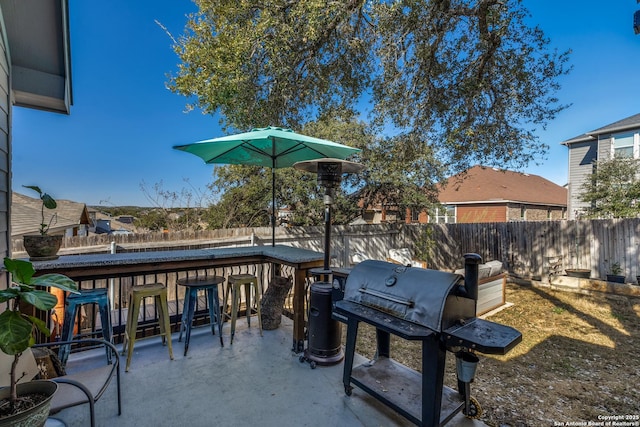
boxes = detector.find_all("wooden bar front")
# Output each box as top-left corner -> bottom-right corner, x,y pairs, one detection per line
26,245 -> 324,350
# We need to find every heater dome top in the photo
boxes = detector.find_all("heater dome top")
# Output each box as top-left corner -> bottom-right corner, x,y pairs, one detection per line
293,158 -> 365,174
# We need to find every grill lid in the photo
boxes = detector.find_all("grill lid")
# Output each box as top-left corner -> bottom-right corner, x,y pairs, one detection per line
343,260 -> 464,331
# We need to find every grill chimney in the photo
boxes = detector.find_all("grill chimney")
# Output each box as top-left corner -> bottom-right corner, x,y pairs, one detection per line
463,253 -> 482,302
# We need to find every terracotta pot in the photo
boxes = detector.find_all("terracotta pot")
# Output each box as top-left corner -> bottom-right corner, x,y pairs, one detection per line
0,380 -> 57,427
23,235 -> 63,261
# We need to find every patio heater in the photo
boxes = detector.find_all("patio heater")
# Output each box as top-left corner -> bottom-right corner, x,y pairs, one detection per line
294,158 -> 365,367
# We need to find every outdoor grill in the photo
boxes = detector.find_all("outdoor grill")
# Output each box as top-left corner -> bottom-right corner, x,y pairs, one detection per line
333,253 -> 522,427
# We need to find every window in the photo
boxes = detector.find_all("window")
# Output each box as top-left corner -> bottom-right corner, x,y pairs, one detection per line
445,205 -> 456,223
411,209 -> 420,222
612,132 -> 637,158
429,205 -> 456,223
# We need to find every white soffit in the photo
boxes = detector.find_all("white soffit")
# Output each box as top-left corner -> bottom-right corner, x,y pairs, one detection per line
1,0 -> 72,114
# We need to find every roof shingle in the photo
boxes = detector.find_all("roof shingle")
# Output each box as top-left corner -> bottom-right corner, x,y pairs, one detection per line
437,165 -> 567,206
11,192 -> 90,238
561,112 -> 640,145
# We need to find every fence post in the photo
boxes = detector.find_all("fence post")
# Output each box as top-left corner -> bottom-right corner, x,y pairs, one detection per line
109,241 -> 116,309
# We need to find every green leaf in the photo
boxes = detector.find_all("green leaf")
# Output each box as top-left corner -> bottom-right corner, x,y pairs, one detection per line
27,315 -> 51,337
3,258 -> 35,284
41,193 -> 57,210
22,185 -> 43,196
0,288 -> 20,303
20,290 -> 59,311
0,310 -> 32,355
32,274 -> 79,293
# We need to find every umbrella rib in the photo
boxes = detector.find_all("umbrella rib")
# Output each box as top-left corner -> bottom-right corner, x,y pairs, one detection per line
268,141 -> 332,166
203,140 -> 270,164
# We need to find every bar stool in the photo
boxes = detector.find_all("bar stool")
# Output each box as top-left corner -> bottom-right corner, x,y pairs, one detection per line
59,288 -> 112,365
222,274 -> 263,344
122,283 -> 174,372
177,276 -> 225,356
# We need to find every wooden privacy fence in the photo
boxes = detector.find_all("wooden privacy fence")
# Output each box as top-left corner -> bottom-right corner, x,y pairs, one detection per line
13,219 -> 640,283
403,219 -> 640,282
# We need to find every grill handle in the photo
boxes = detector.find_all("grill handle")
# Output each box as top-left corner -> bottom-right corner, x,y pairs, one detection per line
463,253 -> 482,301
358,287 -> 415,308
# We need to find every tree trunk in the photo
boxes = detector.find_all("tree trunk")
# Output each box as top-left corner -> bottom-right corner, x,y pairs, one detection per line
260,276 -> 293,330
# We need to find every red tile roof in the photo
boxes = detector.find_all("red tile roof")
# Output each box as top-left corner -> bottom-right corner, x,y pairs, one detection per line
437,165 -> 567,206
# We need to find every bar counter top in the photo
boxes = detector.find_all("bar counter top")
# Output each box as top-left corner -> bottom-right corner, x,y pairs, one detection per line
27,245 -> 324,271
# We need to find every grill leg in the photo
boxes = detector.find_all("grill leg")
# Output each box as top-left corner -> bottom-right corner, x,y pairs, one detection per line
422,335 -> 446,427
342,317 -> 359,395
375,329 -> 390,359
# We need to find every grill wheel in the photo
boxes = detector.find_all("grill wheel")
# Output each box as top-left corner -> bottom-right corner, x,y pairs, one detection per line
463,396 -> 482,419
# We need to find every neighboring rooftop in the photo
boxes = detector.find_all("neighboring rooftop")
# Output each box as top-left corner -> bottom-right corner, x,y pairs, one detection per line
11,192 -> 90,238
561,112 -> 640,145
438,165 -> 567,206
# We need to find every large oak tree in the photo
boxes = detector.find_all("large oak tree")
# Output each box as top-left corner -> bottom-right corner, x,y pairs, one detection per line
166,0 -> 570,226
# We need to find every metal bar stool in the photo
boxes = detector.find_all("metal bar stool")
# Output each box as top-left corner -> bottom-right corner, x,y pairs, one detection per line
122,283 -> 174,372
177,276 -> 225,356
59,288 -> 113,365
222,274 -> 263,344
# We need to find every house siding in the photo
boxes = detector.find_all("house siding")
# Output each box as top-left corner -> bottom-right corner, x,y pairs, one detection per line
0,11 -> 10,291
456,204 -> 506,223
506,204 -> 523,220
567,141 -> 597,219
597,135 -> 612,161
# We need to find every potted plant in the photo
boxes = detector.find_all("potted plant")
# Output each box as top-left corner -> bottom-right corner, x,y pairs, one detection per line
21,185 -> 63,261
605,262 -> 625,284
0,257 -> 78,425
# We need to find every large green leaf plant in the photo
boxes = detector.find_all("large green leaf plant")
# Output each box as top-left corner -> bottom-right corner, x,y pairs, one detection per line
0,257 -> 78,412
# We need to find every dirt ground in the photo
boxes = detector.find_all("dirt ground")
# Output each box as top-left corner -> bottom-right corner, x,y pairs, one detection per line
354,282 -> 640,427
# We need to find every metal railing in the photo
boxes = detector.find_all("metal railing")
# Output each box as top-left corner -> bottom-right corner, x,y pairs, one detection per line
53,262 -> 301,345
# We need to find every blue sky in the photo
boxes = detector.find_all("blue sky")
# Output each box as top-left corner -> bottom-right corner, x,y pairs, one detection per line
11,1 -> 640,207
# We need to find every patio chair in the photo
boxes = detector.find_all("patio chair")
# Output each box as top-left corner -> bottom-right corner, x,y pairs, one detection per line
32,338 -> 122,427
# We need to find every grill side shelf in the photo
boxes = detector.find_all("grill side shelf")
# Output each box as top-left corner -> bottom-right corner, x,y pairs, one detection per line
443,318 -> 522,355
334,300 -> 434,340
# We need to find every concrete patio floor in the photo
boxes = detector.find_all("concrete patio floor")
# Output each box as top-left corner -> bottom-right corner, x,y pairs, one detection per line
50,317 -> 486,427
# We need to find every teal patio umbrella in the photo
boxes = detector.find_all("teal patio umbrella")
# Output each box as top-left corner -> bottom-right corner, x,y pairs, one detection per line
173,126 -> 360,246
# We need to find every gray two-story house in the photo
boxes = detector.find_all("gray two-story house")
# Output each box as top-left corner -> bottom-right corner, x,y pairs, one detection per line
562,113 -> 640,219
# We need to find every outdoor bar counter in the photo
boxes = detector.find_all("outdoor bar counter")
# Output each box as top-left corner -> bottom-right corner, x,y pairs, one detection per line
27,245 -> 324,351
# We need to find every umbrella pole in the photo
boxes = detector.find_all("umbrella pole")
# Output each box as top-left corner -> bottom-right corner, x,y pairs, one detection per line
272,168 -> 276,247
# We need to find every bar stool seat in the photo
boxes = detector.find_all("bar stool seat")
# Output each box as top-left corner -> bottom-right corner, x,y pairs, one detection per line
223,274 -> 263,344
122,283 -> 174,372
177,276 -> 225,356
60,288 -> 112,365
